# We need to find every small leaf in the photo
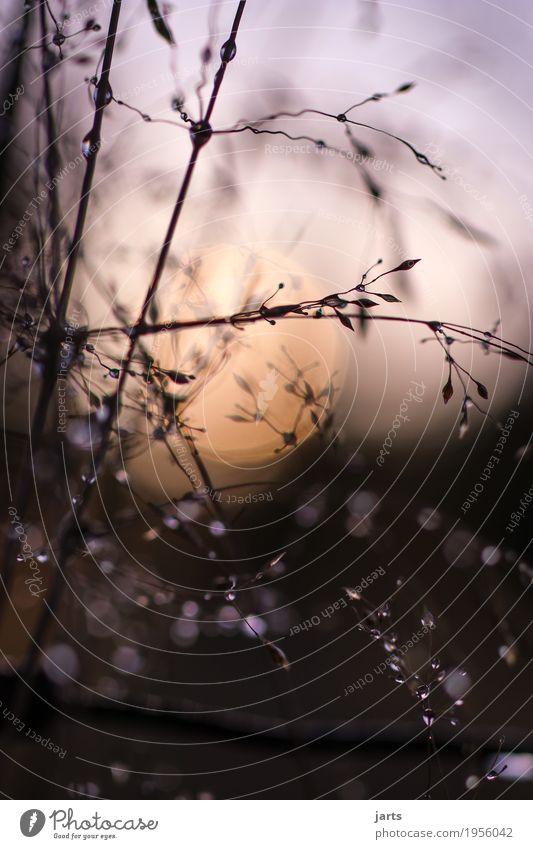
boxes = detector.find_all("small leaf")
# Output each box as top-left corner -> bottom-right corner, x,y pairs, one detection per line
233,373 -> 254,395
336,310 -> 354,331
476,382 -> 489,400
266,642 -> 290,671
351,298 -> 379,308
282,431 -> 297,445
146,0 -> 175,44
390,258 -> 421,272
376,292 -> 401,303
226,415 -> 249,423
269,551 -> 286,568
167,370 -> 193,384
442,378 -> 454,404
304,380 -> 314,400
396,81 -> 416,93
263,303 -> 302,318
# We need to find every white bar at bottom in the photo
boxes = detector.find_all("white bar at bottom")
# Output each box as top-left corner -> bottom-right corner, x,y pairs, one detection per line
3,799 -> 531,847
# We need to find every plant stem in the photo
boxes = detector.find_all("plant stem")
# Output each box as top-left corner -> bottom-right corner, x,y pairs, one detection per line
0,0 -> 124,702
56,0 -> 123,326
12,0 -> 248,713
39,0 -> 63,303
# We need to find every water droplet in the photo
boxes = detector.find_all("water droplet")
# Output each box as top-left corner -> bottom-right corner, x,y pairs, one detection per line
348,490 -> 379,518
152,590 -> 169,606
163,515 -> 179,530
190,120 -> 212,148
112,645 -> 143,674
220,39 -> 236,62
209,520 -> 226,537
417,507 -> 441,531
224,590 -> 236,602
52,31 -> 66,47
176,501 -> 202,523
170,619 -> 199,647
431,657 -> 441,671
110,763 -> 130,785
416,684 -> 430,700
487,764 -> 508,781
443,529 -> 478,569
498,644 -> 517,667
93,80 -> 113,106
421,609 -> 435,629
81,133 -> 99,158
465,775 -> 479,790
182,601 -> 199,618
422,708 -> 435,726
42,643 -> 80,684
377,603 -> 391,620
297,504 -> 321,528
481,545 -> 501,566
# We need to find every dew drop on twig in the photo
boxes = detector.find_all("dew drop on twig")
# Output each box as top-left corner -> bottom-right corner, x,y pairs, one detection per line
266,641 -> 290,671
422,708 -> 435,726
220,39 -> 237,62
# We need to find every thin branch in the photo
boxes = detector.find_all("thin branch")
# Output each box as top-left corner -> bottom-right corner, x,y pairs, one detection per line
56,0 -> 123,325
